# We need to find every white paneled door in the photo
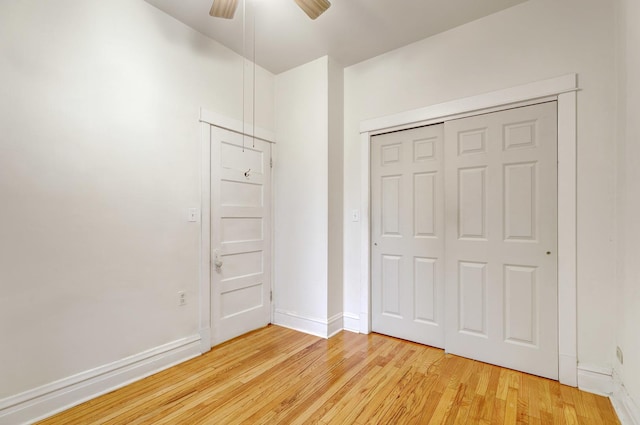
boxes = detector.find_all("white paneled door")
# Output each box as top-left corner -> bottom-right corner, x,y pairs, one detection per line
370,102 -> 558,379
211,127 -> 272,346
371,125 -> 446,348
444,102 -> 558,379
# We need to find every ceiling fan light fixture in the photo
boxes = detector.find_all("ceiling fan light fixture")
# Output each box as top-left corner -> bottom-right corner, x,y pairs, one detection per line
209,0 -> 239,19
293,0 -> 331,20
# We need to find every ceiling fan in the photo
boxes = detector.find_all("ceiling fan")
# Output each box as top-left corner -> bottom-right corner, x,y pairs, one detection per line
210,0 -> 331,20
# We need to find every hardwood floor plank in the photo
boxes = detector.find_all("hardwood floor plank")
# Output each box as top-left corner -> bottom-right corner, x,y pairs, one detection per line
258,333 -> 368,424
538,378 -> 555,418
239,335 -> 368,424
427,381 -> 461,424
351,349 -> 422,423
295,337 -> 394,424
478,366 -> 502,423
494,398 -> 507,425
37,326 -> 621,425
524,373 -> 541,421
451,361 -> 483,424
516,373 -> 530,424
504,387 -> 519,425
377,363 -> 440,424
582,391 -> 606,423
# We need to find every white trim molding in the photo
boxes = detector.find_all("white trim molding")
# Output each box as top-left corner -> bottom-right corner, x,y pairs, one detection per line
343,313 -> 360,333
0,336 -> 201,425
359,74 -> 579,387
577,364 -> 614,396
199,122 -> 213,352
556,89 -> 578,387
274,310 -> 345,339
327,313 -> 345,338
577,365 -> 640,425
612,371 -> 640,425
199,108 -> 276,144
360,74 -> 577,134
199,108 -> 276,351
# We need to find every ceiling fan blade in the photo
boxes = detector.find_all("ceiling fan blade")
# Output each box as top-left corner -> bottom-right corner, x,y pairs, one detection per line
210,0 -> 239,19
293,0 -> 331,20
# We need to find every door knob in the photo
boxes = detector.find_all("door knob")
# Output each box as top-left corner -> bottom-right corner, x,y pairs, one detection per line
214,249 -> 223,268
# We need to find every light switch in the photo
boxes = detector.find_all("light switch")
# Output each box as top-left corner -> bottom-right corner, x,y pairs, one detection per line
188,208 -> 199,222
351,209 -> 360,222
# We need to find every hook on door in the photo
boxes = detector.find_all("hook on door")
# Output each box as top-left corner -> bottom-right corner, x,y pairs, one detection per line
244,168 -> 251,178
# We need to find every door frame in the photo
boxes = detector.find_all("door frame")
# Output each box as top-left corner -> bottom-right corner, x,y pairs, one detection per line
359,74 -> 578,386
198,108 -> 276,352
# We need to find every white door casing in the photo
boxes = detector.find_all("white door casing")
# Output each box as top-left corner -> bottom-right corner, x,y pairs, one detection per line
210,126 -> 272,346
371,125 -> 445,347
444,102 -> 558,379
359,74 -> 578,386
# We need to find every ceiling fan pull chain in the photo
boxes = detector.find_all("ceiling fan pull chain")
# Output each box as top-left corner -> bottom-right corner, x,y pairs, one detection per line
242,0 -> 246,152
252,0 -> 256,149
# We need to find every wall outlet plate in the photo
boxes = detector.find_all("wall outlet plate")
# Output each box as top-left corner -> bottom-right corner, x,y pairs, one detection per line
178,291 -> 186,306
188,208 -> 199,222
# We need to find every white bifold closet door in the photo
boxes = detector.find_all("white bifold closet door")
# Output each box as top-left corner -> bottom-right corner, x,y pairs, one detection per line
371,101 -> 558,379
210,127 -> 272,346
444,102 -> 558,380
371,125 -> 446,348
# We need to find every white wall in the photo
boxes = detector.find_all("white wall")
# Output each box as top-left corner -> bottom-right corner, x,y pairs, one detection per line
274,57 -> 330,326
615,0 -> 640,414
273,56 -> 344,335
327,57 -> 344,321
1,0 -> 630,419
343,0 -> 617,371
0,0 -> 274,402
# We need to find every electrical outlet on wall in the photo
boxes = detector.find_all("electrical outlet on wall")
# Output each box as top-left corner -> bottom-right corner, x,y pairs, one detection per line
616,346 -> 624,365
178,291 -> 187,306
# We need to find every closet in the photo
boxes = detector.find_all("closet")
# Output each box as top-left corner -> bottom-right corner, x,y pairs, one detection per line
371,102 -> 558,379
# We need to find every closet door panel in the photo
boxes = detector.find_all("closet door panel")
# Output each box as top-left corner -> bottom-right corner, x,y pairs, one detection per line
371,125 -> 445,348
444,102 -> 558,380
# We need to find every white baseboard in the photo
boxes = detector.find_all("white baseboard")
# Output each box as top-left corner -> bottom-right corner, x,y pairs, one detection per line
327,313 -> 344,338
0,335 -> 202,425
611,371 -> 640,425
199,327 -> 212,353
546,363 -> 638,425
577,364 -> 614,396
559,353 -> 578,387
343,313 -> 360,333
273,309 -> 330,338
359,312 -> 370,334
274,310 -> 351,339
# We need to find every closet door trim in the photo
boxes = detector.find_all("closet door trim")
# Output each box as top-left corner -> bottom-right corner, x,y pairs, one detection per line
359,73 -> 578,387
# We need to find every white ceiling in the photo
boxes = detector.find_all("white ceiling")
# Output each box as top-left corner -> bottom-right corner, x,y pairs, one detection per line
145,0 -> 528,74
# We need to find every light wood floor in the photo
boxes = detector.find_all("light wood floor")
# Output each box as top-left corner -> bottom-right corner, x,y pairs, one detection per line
38,325 -> 619,424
